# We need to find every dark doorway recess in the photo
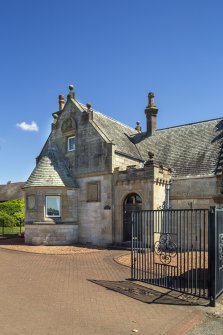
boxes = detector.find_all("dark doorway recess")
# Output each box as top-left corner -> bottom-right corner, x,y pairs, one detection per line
123,193 -> 142,242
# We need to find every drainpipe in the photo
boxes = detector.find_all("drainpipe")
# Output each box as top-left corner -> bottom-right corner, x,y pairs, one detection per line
166,181 -> 171,209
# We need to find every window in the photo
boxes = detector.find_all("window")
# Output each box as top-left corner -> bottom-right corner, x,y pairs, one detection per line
46,196 -> 61,217
67,136 -> 75,152
87,182 -> 100,202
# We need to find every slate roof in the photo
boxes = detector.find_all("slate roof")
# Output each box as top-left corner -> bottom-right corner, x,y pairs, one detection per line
90,108 -> 223,177
0,182 -> 25,202
24,148 -> 78,188
134,118 -> 223,177
92,111 -> 141,159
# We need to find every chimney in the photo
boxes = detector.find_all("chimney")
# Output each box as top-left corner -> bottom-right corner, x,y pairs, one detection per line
145,92 -> 158,136
58,95 -> 65,111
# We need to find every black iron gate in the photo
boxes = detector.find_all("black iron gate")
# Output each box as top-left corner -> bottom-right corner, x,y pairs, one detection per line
209,206 -> 223,306
131,209 -> 210,299
131,208 -> 223,305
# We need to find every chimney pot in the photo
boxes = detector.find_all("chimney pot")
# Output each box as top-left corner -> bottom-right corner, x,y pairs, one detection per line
59,95 -> 65,111
148,92 -> 155,107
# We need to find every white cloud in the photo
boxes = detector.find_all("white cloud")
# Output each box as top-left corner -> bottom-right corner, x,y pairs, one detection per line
16,121 -> 39,132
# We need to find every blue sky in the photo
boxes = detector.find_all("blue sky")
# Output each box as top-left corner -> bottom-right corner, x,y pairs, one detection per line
1,0 -> 223,183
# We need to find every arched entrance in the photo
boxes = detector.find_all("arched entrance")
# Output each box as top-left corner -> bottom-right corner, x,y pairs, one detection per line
123,193 -> 142,241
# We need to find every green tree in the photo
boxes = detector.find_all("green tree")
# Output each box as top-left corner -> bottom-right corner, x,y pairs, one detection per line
0,199 -> 24,227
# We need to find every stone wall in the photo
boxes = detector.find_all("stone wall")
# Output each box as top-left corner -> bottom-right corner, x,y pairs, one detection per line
170,176 -> 222,209
113,153 -> 143,171
25,224 -> 78,245
77,174 -> 113,246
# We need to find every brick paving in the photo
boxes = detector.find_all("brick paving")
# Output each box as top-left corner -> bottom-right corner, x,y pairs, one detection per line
0,247 -> 205,335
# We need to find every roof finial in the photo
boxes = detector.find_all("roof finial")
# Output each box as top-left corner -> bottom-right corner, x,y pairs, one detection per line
148,151 -> 154,160
67,84 -> 75,100
86,102 -> 92,110
135,121 -> 142,133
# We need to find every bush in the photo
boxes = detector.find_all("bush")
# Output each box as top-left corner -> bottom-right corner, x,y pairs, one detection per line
0,199 -> 24,227
0,212 -> 16,227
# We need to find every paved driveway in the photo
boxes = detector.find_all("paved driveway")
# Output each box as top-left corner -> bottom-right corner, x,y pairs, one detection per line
0,247 -> 205,335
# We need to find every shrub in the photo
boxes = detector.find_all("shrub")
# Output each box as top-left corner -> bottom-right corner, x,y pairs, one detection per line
0,211 -> 16,227
0,199 -> 24,227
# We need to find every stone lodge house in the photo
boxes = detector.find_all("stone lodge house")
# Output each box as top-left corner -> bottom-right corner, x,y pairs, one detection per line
23,85 -> 223,246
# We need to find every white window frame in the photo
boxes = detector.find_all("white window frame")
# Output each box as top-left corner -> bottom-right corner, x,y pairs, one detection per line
45,196 -> 61,218
67,136 -> 75,152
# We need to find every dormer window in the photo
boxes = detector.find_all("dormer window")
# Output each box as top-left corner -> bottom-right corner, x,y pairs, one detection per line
67,136 -> 75,152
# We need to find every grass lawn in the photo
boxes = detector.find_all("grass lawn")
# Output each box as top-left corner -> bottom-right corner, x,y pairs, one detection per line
0,226 -> 25,235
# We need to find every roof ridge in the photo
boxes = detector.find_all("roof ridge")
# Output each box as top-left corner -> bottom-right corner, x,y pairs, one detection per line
78,101 -> 136,132
93,111 -> 135,131
0,182 -> 25,186
157,117 -> 223,132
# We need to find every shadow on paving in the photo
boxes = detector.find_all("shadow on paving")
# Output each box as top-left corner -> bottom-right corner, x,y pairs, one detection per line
0,237 -> 26,246
89,279 -> 209,307
0,236 -> 24,244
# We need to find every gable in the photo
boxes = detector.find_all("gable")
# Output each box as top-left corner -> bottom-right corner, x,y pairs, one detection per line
35,98 -> 114,178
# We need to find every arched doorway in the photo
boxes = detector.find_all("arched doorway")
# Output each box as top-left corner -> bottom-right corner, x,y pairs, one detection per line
123,193 -> 142,241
